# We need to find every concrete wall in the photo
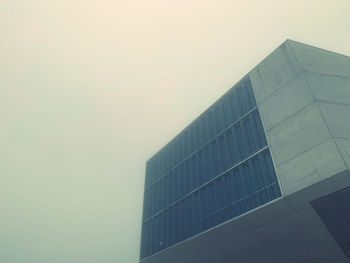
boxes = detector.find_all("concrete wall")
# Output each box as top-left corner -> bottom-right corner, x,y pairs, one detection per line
250,40 -> 350,196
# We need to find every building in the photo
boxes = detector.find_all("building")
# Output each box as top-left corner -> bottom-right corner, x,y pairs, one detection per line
140,40 -> 350,263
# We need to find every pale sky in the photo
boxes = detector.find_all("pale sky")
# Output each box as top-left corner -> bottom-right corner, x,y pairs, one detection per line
1,0 -> 350,262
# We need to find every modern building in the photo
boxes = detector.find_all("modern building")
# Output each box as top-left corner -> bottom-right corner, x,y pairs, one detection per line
140,40 -> 350,263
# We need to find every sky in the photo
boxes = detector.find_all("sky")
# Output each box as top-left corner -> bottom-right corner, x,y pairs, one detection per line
1,0 -> 350,262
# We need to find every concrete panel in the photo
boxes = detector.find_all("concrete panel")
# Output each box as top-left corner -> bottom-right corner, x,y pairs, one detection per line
258,72 -> 314,131
276,139 -> 347,195
250,42 -> 300,103
318,101 -> 350,139
250,40 -> 350,198
304,72 -> 350,104
258,207 -> 348,263
335,138 -> 350,170
267,103 -> 331,166
287,40 -> 350,77
232,206 -> 348,263
286,170 -> 350,213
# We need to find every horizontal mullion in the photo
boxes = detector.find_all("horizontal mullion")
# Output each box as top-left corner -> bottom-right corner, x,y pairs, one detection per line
200,181 -> 279,221
142,145 -> 269,223
145,106 -> 258,191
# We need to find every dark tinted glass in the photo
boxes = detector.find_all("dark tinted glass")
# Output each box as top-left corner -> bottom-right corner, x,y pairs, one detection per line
311,187 -> 350,260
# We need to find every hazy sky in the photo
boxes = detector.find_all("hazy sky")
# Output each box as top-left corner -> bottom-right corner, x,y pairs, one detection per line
1,0 -> 350,262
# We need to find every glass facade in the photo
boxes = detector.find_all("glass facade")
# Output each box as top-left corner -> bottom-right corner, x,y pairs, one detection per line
140,77 -> 281,259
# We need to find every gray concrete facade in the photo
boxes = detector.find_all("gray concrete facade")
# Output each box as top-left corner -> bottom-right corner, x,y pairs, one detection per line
141,40 -> 350,263
250,40 -> 350,196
